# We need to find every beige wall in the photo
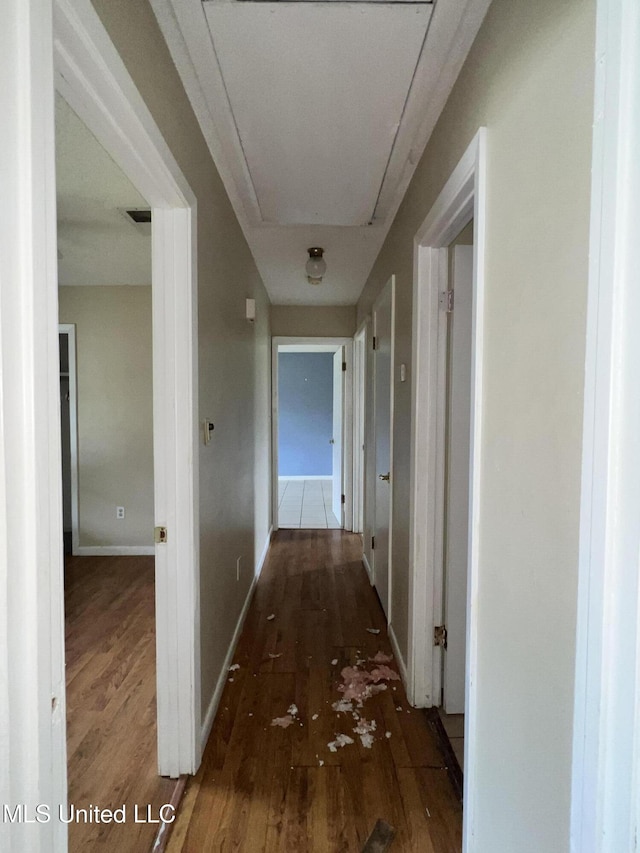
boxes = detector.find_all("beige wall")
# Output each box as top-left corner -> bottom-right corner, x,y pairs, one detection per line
357,0 -> 595,850
271,304 -> 356,338
59,286 -> 153,547
91,0 -> 272,721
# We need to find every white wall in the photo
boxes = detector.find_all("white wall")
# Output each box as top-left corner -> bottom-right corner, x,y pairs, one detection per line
91,0 -> 272,722
58,286 -> 154,548
357,0 -> 595,849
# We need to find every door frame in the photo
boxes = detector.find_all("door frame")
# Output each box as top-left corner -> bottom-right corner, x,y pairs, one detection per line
352,321 -> 368,535
54,0 -> 201,781
271,336 -> 353,531
570,1 -> 640,849
58,325 -> 79,555
407,129 -> 487,847
370,277 -> 396,622
0,4 -> 200,841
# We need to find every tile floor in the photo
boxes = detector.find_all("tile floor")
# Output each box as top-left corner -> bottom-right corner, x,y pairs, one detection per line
277,478 -> 342,529
439,710 -> 465,772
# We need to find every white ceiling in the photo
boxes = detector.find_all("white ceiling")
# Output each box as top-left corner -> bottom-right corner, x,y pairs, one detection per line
55,93 -> 151,287
151,0 -> 491,306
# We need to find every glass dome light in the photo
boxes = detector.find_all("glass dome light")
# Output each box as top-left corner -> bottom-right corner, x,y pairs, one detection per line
305,247 -> 326,285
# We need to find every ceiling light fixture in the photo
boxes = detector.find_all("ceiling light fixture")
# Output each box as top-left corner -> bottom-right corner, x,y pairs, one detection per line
305,247 -> 326,285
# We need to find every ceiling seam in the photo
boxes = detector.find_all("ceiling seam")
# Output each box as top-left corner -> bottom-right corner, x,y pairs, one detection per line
204,27 -> 268,223
368,0 -> 438,224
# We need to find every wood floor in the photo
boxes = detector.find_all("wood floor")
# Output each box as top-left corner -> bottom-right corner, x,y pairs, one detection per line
168,530 -> 462,852
65,555 -> 176,853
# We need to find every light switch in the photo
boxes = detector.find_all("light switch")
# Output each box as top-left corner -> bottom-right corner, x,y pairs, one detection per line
203,419 -> 214,445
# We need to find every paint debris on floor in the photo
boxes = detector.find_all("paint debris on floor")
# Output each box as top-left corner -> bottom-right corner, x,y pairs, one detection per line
268,645 -> 401,758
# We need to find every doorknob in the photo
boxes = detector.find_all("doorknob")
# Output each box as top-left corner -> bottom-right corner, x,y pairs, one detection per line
378,472 -> 391,482
329,439 -> 335,444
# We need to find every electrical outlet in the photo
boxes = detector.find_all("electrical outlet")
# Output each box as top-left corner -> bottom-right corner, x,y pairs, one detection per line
116,506 -> 125,519
236,556 -> 242,581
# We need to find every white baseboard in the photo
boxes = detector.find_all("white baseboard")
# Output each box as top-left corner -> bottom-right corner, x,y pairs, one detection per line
200,527 -> 273,753
74,545 -> 155,556
255,526 -> 273,577
362,552 -> 374,584
389,622 -> 409,698
278,475 -> 331,481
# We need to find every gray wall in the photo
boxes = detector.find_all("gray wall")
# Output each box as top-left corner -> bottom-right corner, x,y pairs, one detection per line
59,286 -> 154,547
357,0 -> 595,849
92,0 -> 272,722
271,304 -> 356,338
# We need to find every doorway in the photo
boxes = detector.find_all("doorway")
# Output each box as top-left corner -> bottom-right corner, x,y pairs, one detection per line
58,325 -> 78,557
272,337 -> 353,531
53,0 -> 201,784
438,224 -> 474,776
408,129 -> 487,849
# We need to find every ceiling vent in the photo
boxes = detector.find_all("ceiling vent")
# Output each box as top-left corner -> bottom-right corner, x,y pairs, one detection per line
125,208 -> 151,224
118,207 -> 152,236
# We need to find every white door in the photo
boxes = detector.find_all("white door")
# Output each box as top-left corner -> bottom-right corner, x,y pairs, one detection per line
332,348 -> 344,523
373,278 -> 394,619
443,245 -> 473,713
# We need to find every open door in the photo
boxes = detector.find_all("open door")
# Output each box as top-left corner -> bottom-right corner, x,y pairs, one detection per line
442,245 -> 473,713
373,277 -> 394,619
332,347 -> 344,523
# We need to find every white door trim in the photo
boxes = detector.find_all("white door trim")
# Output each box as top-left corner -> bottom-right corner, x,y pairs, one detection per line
52,0 -> 201,781
570,2 -> 640,850
58,325 -> 80,556
1,2 -> 67,848
271,336 -> 353,532
407,129 -> 487,851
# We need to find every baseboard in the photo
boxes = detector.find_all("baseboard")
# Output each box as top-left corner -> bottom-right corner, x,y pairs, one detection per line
389,622 -> 409,695
74,545 -> 155,556
362,552 -> 374,585
255,525 -> 273,578
200,527 -> 273,753
278,475 -> 330,481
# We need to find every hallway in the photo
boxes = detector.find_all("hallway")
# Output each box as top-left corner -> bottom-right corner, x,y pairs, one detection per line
168,531 -> 462,851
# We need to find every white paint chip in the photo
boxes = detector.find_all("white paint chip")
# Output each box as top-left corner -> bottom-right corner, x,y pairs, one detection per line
366,628 -> 381,635
268,653 -> 282,659
331,658 -> 338,665
267,613 -> 276,621
327,734 -> 355,753
312,713 -> 319,721
229,664 -> 240,671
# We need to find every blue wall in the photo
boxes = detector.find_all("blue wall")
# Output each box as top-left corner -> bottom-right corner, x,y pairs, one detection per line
278,352 -> 333,477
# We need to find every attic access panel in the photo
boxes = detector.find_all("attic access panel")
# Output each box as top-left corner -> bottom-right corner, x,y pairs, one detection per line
203,2 -> 433,226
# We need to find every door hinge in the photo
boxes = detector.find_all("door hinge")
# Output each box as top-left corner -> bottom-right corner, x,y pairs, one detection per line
341,494 -> 346,504
433,625 -> 448,648
371,535 -> 375,550
372,336 -> 377,351
439,290 -> 454,313
154,526 -> 168,544
342,361 -> 347,372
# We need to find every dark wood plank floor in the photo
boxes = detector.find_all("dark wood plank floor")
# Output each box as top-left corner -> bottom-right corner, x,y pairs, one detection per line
168,531 -> 462,852
65,555 -> 176,853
